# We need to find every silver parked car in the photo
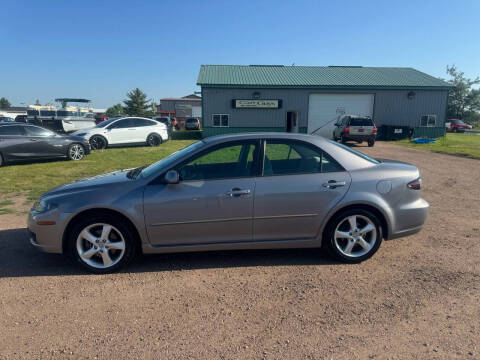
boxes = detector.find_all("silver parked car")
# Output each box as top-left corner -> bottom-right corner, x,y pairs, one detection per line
28,133 -> 429,273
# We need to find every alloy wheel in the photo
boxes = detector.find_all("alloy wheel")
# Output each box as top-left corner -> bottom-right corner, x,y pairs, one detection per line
90,136 -> 106,150
334,215 -> 377,258
76,223 -> 126,269
147,134 -> 161,146
69,144 -> 85,160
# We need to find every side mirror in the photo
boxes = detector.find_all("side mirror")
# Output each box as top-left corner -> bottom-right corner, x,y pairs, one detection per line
164,169 -> 180,184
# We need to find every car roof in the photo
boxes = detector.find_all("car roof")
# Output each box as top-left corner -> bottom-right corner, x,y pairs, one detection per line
203,132 -> 330,144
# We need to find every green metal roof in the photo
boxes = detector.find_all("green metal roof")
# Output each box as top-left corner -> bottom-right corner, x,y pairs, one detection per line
197,65 -> 452,89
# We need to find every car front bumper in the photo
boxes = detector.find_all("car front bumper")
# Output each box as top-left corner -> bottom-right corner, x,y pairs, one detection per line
27,209 -> 68,254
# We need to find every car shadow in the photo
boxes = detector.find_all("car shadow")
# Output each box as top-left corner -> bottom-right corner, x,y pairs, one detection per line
0,228 -> 337,278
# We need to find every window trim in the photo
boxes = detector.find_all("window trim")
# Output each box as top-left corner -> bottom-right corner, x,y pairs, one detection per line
212,114 -> 230,128
420,114 -> 437,127
260,139 -> 346,177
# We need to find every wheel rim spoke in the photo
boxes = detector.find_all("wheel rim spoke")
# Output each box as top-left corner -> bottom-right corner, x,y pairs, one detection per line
105,241 -> 124,250
80,229 -> 97,245
359,223 -> 375,235
335,230 -> 353,239
100,250 -> 113,267
357,237 -> 371,251
80,247 -> 98,259
100,225 -> 112,242
343,240 -> 355,255
347,216 -> 357,231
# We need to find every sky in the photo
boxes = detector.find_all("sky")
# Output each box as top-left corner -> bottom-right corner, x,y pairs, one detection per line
1,0 -> 479,108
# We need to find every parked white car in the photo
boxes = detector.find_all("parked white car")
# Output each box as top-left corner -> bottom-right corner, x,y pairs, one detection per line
72,116 -> 168,149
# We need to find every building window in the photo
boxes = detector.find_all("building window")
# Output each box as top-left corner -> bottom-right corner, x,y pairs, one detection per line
212,114 -> 229,127
420,115 -> 437,127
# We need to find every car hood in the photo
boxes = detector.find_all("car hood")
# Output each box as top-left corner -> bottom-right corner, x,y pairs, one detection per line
71,127 -> 99,136
57,134 -> 89,142
43,169 -> 136,197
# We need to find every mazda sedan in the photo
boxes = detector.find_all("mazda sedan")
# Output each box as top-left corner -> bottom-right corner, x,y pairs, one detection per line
28,133 -> 429,273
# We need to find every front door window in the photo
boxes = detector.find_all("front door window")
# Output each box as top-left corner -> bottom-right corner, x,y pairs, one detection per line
177,141 -> 260,181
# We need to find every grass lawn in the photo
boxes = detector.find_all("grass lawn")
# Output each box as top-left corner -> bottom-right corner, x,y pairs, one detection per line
0,140 -> 196,200
394,133 -> 480,159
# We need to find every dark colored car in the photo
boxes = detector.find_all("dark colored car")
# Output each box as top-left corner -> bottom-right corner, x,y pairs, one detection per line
0,116 -> 15,123
153,116 -> 174,138
0,123 -> 90,166
185,118 -> 200,130
15,115 -> 28,123
446,119 -> 470,133
333,115 -> 377,147
94,115 -> 108,125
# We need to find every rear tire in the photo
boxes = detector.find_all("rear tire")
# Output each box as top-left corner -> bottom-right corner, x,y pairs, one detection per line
333,132 -> 338,141
0,153 -> 3,167
368,139 -> 375,147
147,133 -> 162,147
68,214 -> 136,274
341,135 -> 347,144
90,135 -> 107,150
323,208 -> 382,263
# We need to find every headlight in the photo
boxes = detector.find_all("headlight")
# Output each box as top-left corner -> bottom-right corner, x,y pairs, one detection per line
32,199 -> 57,213
76,132 -> 87,137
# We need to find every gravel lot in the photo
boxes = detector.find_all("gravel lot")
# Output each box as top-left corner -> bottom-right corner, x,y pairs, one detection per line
0,142 -> 479,359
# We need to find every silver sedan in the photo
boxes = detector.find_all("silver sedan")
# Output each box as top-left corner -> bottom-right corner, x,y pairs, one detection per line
28,133 -> 429,273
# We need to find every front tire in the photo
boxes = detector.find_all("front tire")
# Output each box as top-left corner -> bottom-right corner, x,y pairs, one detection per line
89,135 -> 107,150
68,144 -> 85,161
323,209 -> 382,263
0,152 -> 4,166
68,214 -> 136,274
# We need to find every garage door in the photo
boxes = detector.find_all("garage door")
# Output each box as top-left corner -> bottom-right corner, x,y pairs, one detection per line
307,94 -> 374,138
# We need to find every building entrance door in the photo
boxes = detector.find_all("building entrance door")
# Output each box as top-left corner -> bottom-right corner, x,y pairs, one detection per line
286,111 -> 299,132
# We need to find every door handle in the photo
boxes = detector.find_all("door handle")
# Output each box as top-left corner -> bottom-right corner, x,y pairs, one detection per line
225,188 -> 251,197
322,180 -> 346,189
128,128 -> 136,130
29,138 -> 38,141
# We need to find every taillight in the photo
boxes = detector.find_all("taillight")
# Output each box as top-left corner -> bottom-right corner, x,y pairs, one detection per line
344,126 -> 350,134
372,125 -> 377,134
407,178 -> 422,190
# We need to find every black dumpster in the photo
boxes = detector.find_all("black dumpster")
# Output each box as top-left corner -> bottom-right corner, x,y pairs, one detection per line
378,125 -> 413,140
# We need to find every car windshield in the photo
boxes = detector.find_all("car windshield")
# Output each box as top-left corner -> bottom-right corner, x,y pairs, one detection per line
96,117 -> 120,128
327,140 -> 380,164
187,119 -> 197,123
140,141 -> 205,178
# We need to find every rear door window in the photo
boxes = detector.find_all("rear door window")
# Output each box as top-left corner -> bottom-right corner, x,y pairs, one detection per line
24,126 -> 55,137
263,140 -> 344,176
132,118 -> 156,127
